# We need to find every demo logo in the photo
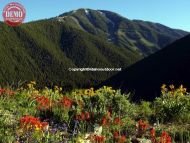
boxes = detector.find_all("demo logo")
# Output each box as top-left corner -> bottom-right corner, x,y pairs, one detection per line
2,2 -> 26,26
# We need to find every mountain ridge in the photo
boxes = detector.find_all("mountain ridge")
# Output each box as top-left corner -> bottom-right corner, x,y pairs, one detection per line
0,8 -> 188,88
56,8 -> 188,56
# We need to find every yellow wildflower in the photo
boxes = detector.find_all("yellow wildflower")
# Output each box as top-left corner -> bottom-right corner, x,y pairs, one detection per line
169,84 -> 175,90
31,81 -> 36,85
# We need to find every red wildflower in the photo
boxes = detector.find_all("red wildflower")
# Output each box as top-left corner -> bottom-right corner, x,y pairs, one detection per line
160,131 -> 172,143
114,117 -> 122,125
113,132 -> 127,143
81,112 -> 86,120
118,135 -> 126,143
0,88 -> 15,96
150,128 -> 156,143
59,96 -> 73,108
75,112 -> 91,121
75,114 -> 81,120
138,119 -> 148,131
166,136 -> 172,143
101,116 -> 107,126
35,96 -> 51,111
113,131 -> 119,139
150,128 -> 156,137
0,88 -> 5,95
41,122 -> 49,131
5,89 -> 15,96
85,112 -> 91,120
94,135 -> 105,143
20,115 -> 49,131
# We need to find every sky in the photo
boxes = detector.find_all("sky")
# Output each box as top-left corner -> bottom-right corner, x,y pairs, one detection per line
0,0 -> 189,31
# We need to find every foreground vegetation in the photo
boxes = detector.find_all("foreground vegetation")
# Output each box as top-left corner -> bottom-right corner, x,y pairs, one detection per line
0,82 -> 189,143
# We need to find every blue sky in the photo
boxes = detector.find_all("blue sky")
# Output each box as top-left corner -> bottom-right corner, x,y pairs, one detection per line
0,0 -> 189,31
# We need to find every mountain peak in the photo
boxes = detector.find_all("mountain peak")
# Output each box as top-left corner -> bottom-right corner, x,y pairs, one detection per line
58,8 -> 118,17
55,9 -> 188,55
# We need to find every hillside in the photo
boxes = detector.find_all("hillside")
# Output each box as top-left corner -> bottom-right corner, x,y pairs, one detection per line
0,9 -> 188,88
100,34 -> 190,101
0,20 -> 141,88
57,9 -> 188,55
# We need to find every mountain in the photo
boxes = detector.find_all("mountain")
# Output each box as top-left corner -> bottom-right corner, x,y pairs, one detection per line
99,34 -> 190,101
57,9 -> 188,56
0,9 -> 188,88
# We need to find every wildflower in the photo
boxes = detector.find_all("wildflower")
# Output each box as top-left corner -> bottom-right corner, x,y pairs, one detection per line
101,116 -> 107,126
0,88 -> 6,95
166,136 -> 172,143
169,84 -> 175,90
0,88 -> 15,96
113,131 -> 119,139
179,84 -> 187,95
81,112 -> 86,121
150,128 -> 156,143
77,100 -> 84,108
20,116 -> 41,130
35,96 -> 51,111
31,81 -> 36,85
59,96 -> 73,108
150,128 -> 156,137
103,86 -> 116,94
160,131 -> 172,143
84,89 -> 90,95
27,81 -> 36,89
76,114 -> 82,120
41,122 -> 49,131
54,86 -> 59,90
76,112 -> 91,121
161,84 -> 166,89
114,117 -> 122,125
113,132 -> 126,143
32,90 -> 39,95
84,88 -> 95,96
118,135 -> 126,143
93,135 -> 105,143
85,112 -> 91,120
137,119 -> 148,131
20,115 -> 49,132
75,112 -> 85,121
161,84 -> 167,94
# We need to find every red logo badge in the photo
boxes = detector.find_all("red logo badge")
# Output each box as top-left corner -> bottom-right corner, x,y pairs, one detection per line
2,2 -> 26,26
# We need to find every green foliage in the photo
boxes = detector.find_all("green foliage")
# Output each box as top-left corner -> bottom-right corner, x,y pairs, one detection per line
135,101 -> 153,121
154,85 -> 190,123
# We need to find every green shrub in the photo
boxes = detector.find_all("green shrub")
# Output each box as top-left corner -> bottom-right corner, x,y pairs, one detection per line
135,101 -> 153,121
154,84 -> 190,123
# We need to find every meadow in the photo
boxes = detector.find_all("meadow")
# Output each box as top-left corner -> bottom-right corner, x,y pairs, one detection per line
0,82 -> 189,143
